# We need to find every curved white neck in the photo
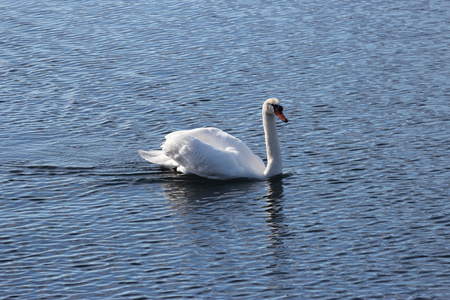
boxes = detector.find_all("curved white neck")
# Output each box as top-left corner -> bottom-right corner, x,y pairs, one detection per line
263,112 -> 282,177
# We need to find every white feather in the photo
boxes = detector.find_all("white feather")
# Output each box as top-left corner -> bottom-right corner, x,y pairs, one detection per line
162,128 -> 265,179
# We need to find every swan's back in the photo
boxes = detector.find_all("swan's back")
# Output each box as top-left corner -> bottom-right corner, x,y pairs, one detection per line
163,127 -> 265,179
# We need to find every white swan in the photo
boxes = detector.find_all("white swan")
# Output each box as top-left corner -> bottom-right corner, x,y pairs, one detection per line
138,98 -> 288,180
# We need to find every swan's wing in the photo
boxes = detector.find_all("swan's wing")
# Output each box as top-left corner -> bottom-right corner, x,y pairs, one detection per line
138,150 -> 179,169
163,128 -> 265,179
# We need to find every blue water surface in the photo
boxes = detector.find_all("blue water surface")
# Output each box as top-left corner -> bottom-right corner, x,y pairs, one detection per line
1,0 -> 449,298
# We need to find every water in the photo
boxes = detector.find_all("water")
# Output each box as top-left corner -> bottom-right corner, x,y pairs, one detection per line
1,0 -> 449,298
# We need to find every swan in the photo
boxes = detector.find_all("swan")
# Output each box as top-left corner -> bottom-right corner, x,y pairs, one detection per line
138,98 -> 288,180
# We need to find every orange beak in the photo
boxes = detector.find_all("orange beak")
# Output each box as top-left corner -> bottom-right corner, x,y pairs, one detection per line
276,111 -> 288,122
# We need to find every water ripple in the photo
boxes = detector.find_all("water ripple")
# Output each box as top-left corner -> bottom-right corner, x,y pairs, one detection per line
1,0 -> 449,298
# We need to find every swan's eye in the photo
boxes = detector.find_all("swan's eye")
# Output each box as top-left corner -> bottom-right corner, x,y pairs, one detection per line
272,104 -> 283,112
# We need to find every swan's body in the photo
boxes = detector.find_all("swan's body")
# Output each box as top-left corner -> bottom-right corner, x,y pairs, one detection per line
138,98 -> 288,180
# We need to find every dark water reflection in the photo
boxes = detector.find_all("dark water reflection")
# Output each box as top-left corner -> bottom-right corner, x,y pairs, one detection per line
263,177 -> 291,250
162,176 -> 291,248
156,175 -> 299,296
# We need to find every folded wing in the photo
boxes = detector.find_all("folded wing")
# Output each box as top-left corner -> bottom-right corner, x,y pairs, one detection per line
162,127 -> 265,180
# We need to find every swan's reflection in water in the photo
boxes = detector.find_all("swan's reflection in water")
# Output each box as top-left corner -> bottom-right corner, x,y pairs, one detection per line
263,176 -> 291,257
162,176 -> 267,218
162,176 -> 262,203
160,175 -> 292,264
153,175 -> 296,293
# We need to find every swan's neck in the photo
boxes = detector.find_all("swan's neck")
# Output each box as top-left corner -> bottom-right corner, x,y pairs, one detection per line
263,113 -> 282,177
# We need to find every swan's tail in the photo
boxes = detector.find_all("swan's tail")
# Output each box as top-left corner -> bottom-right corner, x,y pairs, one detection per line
138,150 -> 179,169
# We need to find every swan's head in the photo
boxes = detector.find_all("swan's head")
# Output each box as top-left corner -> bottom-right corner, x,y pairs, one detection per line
263,98 -> 288,123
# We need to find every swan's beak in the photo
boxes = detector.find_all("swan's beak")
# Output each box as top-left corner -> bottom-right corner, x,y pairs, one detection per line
276,111 -> 288,123
274,106 -> 288,123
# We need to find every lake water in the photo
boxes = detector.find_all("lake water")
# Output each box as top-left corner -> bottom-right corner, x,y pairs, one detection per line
1,0 -> 449,298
